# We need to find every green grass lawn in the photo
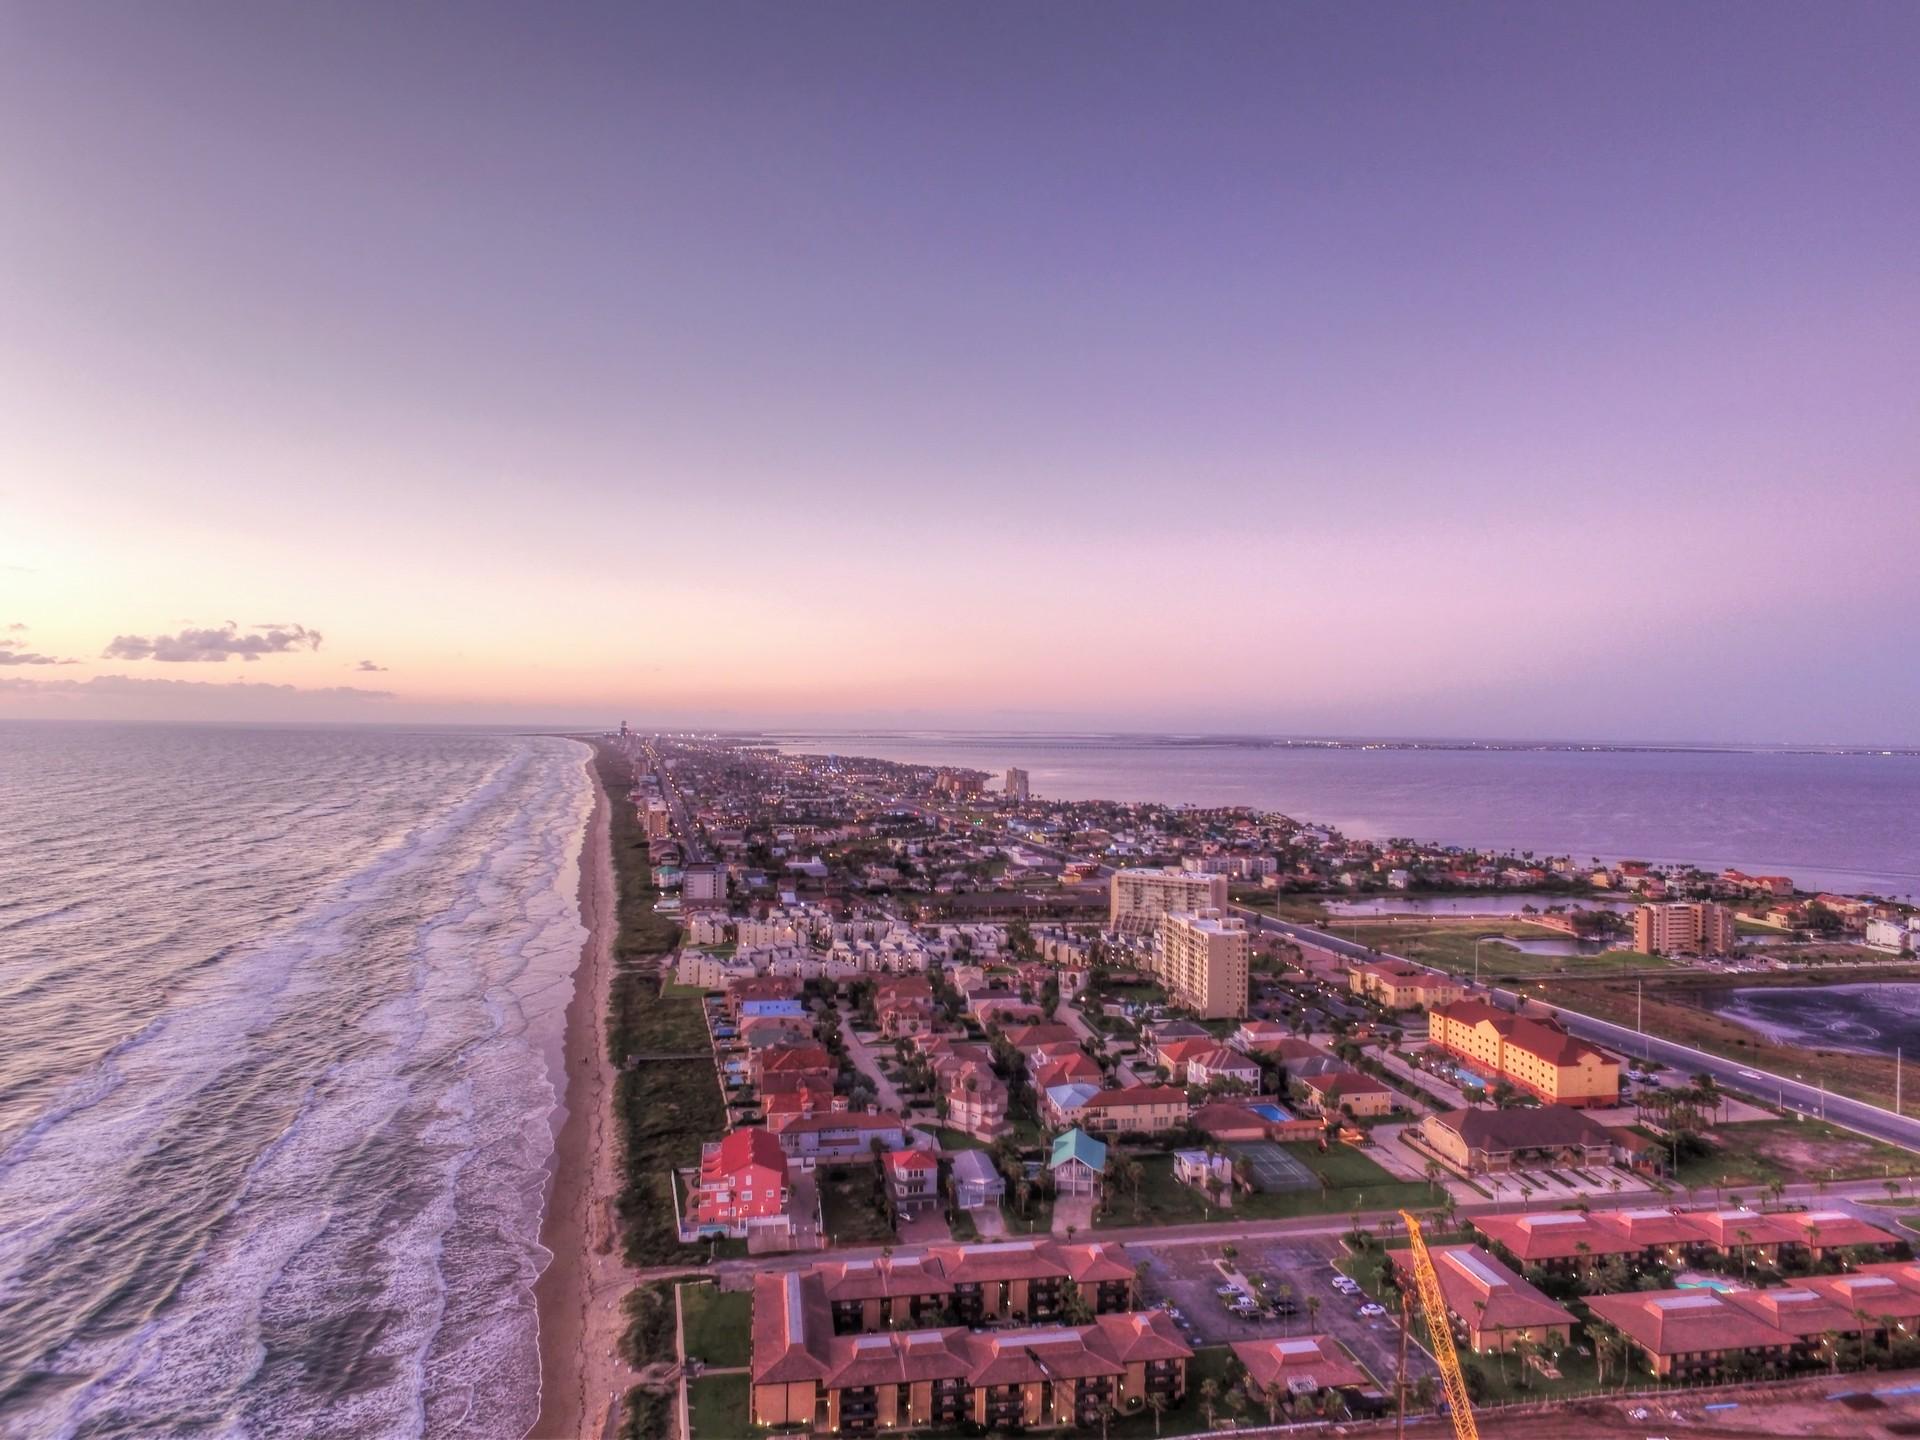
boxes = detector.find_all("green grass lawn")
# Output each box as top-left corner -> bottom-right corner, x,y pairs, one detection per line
925,1126 -> 990,1152
1341,920 -> 1667,981
818,1167 -> 897,1245
1097,1146 -> 1436,1229
678,1283 -> 752,1368
1461,1337 -> 1604,1404
1674,1118 -> 1920,1191
661,980 -> 711,999
686,1373 -> 753,1439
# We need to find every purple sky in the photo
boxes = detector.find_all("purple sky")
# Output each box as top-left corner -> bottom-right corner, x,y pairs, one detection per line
3,4 -> 1917,741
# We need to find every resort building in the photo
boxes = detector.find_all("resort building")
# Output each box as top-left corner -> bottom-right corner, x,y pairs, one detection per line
1348,960 -> 1466,1011
1583,1289 -> 1793,1379
1004,767 -> 1030,801
1633,901 -> 1738,957
1416,1106 -> 1615,1176
1388,1245 -> 1575,1353
1427,1000 -> 1620,1105
1472,1205 -> 1905,1274
1108,867 -> 1228,932
752,1264 -> 1191,1434
1232,1336 -> 1371,1404
1151,908 -> 1250,1019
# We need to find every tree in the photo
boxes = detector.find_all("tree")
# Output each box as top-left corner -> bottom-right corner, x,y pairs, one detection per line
1145,1391 -> 1169,1436
1198,1378 -> 1221,1429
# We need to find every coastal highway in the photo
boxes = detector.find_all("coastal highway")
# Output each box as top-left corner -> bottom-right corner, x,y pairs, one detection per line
1240,906 -> 1920,1160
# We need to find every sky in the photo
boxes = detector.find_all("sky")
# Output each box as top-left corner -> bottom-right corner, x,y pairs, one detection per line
3,3 -> 1917,743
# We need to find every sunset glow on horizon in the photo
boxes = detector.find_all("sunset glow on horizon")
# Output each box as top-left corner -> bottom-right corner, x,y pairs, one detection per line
4,3 -> 1918,742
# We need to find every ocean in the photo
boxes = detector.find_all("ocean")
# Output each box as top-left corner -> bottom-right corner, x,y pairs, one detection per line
768,732 -> 1920,897
0,724 -> 593,1440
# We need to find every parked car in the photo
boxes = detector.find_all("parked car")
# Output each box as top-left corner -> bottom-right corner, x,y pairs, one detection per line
1359,1303 -> 1387,1318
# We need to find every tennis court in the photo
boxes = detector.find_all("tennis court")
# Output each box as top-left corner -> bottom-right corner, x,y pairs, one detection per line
1227,1140 -> 1318,1193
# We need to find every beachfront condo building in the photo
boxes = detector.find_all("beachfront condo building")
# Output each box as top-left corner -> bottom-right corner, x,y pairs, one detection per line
1003,767 -> 1030,801
1151,908 -> 1250,1019
1633,901 -> 1738,957
1109,867 -> 1228,932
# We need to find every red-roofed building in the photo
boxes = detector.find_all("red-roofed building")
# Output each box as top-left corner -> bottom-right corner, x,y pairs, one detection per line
775,1110 -> 911,1164
1389,1245 -> 1575,1353
1232,1335 -> 1371,1401
1428,1001 -> 1619,1106
687,1128 -> 794,1242
751,1253 -> 1186,1432
753,1042 -> 837,1087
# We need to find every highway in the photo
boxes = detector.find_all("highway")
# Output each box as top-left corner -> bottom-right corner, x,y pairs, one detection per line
1239,905 -> 1920,1161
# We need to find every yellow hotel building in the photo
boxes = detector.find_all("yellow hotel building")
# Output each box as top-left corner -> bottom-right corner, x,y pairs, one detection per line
1429,1001 -> 1619,1107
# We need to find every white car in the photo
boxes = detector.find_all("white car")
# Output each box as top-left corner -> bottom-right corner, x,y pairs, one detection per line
1359,1303 -> 1387,1318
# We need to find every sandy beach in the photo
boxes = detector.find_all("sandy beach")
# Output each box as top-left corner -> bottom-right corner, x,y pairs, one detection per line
532,760 -> 634,1439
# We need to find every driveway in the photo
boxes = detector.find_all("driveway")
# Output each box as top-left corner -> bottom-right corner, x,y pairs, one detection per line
838,1011 -> 905,1111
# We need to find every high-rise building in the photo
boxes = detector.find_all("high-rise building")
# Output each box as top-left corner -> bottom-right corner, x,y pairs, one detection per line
1152,909 -> 1250,1019
1108,867 -> 1229,932
643,798 -> 671,840
1633,901 -> 1737,957
1004,767 -> 1030,801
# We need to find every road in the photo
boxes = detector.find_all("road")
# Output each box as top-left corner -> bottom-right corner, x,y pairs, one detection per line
1239,906 -> 1920,1162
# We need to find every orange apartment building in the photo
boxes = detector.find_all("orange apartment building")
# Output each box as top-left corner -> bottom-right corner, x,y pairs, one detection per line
1428,1000 -> 1619,1106
752,1244 -> 1186,1433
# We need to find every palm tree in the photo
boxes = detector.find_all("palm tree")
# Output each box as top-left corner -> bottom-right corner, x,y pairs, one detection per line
1198,1378 -> 1221,1429
1145,1391 -> 1169,1436
1736,1227 -> 1754,1278
1766,1177 -> 1786,1211
1305,1293 -> 1322,1334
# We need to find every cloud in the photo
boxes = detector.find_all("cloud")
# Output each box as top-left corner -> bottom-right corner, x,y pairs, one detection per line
0,638 -> 75,666
354,659 -> 390,672
0,674 -> 393,700
102,622 -> 324,663
6,622 -> 26,632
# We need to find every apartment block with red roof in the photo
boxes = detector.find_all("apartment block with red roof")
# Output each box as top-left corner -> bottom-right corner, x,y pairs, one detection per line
753,1256 -> 1185,1433
1231,1335 -> 1372,1403
1388,1245 -> 1574,1353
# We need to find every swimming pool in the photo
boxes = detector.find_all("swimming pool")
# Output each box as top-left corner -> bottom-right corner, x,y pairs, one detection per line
1248,1102 -> 1295,1123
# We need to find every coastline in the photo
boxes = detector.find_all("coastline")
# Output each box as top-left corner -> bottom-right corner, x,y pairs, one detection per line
531,754 -> 632,1439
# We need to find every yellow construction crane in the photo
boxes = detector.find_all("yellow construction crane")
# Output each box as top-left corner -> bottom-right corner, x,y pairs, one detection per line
1399,1210 -> 1479,1440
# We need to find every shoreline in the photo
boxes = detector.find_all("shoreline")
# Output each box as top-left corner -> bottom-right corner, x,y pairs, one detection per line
531,753 -> 632,1439
769,733 -> 1916,898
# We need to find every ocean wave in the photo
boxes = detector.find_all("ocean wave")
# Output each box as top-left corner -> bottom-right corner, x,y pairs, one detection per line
0,731 -> 593,1439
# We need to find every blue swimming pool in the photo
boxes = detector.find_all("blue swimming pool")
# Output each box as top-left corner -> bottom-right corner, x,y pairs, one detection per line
1249,1103 -> 1295,1123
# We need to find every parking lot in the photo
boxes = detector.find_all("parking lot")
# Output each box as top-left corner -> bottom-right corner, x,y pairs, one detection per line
1133,1235 -> 1435,1396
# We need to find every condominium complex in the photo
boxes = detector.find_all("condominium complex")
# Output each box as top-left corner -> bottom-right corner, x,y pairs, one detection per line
1633,901 -> 1737,957
1152,908 -> 1250,1019
1428,1000 -> 1620,1106
1003,767 -> 1030,801
1348,959 -> 1466,1010
1109,867 -> 1228,932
